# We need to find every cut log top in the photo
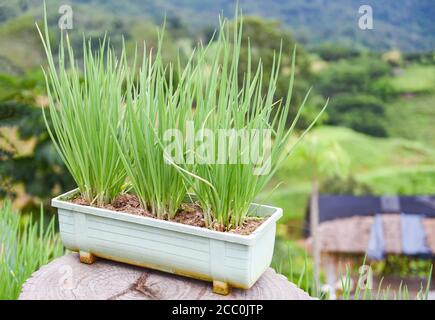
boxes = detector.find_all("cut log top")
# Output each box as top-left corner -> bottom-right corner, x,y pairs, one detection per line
19,253 -> 312,300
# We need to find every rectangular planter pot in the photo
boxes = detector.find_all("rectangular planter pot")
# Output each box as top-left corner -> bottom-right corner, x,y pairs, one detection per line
52,189 -> 282,294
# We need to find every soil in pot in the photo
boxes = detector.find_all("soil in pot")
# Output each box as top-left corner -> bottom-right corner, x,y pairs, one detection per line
71,193 -> 265,235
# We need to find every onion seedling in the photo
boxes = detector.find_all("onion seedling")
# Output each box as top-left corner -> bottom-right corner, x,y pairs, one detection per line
114,35 -> 195,219
37,6 -> 128,206
184,14 -> 327,230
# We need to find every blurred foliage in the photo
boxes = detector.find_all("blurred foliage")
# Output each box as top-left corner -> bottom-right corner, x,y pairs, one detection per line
403,52 -> 435,65
1,0 -> 434,52
389,64 -> 435,95
291,131 -> 350,178
124,20 -> 180,69
314,55 -> 397,136
272,239 -> 319,296
0,101 -> 75,209
360,167 -> 435,195
320,175 -> 373,195
385,94 -> 435,147
228,17 -> 324,128
264,126 -> 435,224
314,43 -> 361,62
0,71 -> 74,211
316,57 -> 392,96
327,94 -> 387,137
372,255 -> 433,278
0,69 -> 45,102
13,0 -> 430,52
0,14 -> 45,72
0,200 -> 64,299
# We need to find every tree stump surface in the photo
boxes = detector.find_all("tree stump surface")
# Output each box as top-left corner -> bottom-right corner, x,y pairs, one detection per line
19,253 -> 313,300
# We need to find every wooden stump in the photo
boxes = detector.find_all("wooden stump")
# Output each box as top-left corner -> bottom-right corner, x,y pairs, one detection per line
19,253 -> 313,300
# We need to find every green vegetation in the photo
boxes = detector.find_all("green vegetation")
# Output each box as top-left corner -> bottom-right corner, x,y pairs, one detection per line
0,71 -> 75,204
273,242 -> 433,300
386,94 -> 435,146
360,166 -> 435,195
339,263 -> 432,300
0,200 -> 63,299
327,94 -> 387,137
273,240 -> 317,296
0,0 -> 434,299
0,15 -> 45,71
38,12 -> 128,206
228,17 -> 318,127
390,65 -> 435,94
372,255 -> 433,279
182,14 -> 326,229
315,56 -> 393,136
37,6 -> 327,230
116,33 -> 193,219
4,0 -> 430,52
263,126 -> 435,224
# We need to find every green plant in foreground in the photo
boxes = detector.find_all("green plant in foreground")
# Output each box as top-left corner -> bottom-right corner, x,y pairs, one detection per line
180,14 -> 327,230
115,34 -> 195,219
273,242 -> 320,297
37,7 -> 127,206
37,6 -> 326,230
0,201 -> 63,300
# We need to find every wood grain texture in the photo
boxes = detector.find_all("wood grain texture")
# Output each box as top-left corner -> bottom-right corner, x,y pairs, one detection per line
19,253 -> 312,300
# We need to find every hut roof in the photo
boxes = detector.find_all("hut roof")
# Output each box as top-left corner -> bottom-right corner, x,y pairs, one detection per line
311,195 -> 435,224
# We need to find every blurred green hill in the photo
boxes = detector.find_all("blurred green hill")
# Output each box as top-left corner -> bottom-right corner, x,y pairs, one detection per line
1,0 -> 434,52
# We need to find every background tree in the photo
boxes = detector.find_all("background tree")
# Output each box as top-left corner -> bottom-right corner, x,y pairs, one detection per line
315,56 -> 393,137
293,132 -> 350,295
0,72 -> 74,211
327,94 -> 387,137
314,43 -> 361,62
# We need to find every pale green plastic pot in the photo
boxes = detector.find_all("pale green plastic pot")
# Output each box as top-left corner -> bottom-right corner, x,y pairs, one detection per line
52,189 -> 282,294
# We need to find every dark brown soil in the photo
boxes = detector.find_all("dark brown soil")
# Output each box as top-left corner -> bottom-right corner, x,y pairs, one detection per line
228,218 -> 264,235
172,203 -> 206,228
72,193 -> 154,218
71,193 -> 265,235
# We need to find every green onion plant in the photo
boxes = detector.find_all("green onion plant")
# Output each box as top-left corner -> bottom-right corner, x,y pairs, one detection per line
182,14 -> 327,230
37,6 -> 127,206
114,35 -> 195,219
37,5 -> 326,230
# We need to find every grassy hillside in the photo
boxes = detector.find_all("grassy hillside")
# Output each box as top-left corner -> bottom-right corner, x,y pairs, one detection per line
260,126 -> 435,229
386,94 -> 435,147
390,65 -> 435,94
